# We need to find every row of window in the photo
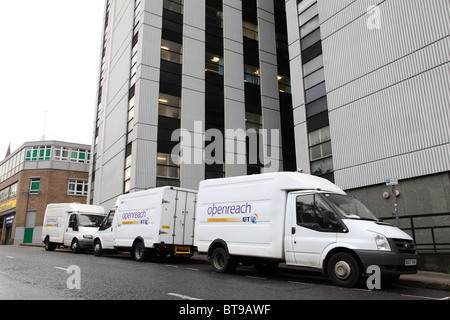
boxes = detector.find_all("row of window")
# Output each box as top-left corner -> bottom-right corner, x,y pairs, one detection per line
0,146 -> 91,184
29,178 -> 88,196
298,1 -> 334,180
0,178 -> 88,201
155,0 -> 184,188
123,0 -> 144,194
0,182 -> 17,203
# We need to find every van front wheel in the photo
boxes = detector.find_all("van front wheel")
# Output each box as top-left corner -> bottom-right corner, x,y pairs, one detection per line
94,240 -> 103,257
71,239 -> 81,253
210,247 -> 238,273
327,252 -> 361,288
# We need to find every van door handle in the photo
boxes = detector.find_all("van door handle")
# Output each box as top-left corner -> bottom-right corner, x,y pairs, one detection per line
291,227 -> 296,234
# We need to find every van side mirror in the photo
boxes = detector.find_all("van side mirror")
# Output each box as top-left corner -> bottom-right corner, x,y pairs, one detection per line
68,221 -> 78,230
321,210 -> 338,229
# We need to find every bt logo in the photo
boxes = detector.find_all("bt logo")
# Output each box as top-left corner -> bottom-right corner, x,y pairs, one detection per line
243,213 -> 258,224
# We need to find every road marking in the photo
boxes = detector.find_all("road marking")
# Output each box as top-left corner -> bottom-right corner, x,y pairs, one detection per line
185,267 -> 199,271
168,292 -> 202,300
54,266 -> 68,271
400,294 -> 442,300
165,264 -> 179,268
245,275 -> 266,280
6,256 -> 14,259
288,281 -> 304,285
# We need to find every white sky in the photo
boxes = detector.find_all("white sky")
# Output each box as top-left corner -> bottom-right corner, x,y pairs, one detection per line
0,0 -> 105,157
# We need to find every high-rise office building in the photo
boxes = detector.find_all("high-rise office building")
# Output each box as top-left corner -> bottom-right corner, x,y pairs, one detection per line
90,0 -> 296,209
90,0 -> 449,228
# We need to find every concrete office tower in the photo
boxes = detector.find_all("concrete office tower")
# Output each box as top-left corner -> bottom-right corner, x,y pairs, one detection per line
286,0 -> 450,218
90,0 -> 296,209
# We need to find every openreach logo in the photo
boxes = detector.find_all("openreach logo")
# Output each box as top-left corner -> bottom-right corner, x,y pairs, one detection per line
170,121 -> 280,171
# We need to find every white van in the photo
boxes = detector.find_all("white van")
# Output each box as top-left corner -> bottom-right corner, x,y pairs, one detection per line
93,186 -> 197,262
194,172 -> 418,287
41,203 -> 106,253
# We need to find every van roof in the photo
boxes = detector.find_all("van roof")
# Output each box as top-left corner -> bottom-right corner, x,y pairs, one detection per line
46,203 -> 105,214
199,172 -> 346,194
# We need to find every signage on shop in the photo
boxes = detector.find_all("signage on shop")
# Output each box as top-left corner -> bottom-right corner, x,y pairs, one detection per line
0,198 -> 16,213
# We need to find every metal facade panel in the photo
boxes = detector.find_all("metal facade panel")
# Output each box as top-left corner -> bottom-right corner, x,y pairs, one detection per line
317,0 -> 450,189
330,63 -> 450,189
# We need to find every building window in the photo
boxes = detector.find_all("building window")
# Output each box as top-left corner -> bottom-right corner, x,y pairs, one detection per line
68,179 -> 89,196
70,149 -> 90,163
311,156 -> 333,176
30,178 -> 40,195
245,112 -> 262,131
205,52 -> 223,75
161,39 -> 183,64
124,142 -> 132,194
243,20 -> 258,40
309,126 -> 332,161
157,153 -> 179,179
53,147 -> 69,161
158,93 -> 181,119
163,0 -> 183,14
244,64 -> 260,85
25,146 -> 51,161
278,75 -> 291,93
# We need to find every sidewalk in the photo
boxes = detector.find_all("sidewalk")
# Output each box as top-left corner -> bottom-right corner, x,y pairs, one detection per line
398,270 -> 450,292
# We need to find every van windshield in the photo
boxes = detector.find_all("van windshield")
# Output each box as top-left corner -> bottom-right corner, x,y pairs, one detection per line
323,194 -> 379,221
77,214 -> 104,227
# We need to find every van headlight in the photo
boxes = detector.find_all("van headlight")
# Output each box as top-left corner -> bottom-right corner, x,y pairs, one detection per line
83,235 -> 93,240
371,232 -> 391,251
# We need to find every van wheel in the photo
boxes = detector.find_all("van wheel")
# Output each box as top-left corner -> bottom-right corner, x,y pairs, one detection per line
211,247 -> 238,273
94,240 -> 103,257
133,241 -> 149,262
44,237 -> 56,251
71,239 -> 81,253
327,252 -> 361,288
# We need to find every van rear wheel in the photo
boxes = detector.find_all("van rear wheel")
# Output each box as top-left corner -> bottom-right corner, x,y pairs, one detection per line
44,237 -> 56,251
133,241 -> 149,262
327,252 -> 361,288
210,247 -> 238,273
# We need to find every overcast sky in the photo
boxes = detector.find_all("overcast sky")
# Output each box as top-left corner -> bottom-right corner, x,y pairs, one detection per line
0,0 -> 105,157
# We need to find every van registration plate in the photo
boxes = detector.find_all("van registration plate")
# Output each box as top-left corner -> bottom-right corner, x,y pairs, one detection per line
405,259 -> 417,266
175,246 -> 190,254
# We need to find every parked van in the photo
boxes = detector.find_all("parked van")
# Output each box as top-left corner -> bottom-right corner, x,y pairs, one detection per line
93,186 -> 197,261
42,203 -> 106,253
194,172 -> 418,287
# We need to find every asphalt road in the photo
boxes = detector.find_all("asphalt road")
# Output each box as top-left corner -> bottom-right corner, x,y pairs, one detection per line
0,245 -> 448,302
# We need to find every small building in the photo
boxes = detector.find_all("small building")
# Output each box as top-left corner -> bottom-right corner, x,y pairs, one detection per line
0,140 -> 91,245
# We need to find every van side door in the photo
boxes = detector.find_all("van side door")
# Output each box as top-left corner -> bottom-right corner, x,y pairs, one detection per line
290,193 -> 339,268
64,213 -> 78,246
98,209 -> 115,249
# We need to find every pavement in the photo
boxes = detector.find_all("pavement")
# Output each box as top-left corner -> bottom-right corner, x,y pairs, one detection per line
398,271 -> 450,292
20,243 -> 450,292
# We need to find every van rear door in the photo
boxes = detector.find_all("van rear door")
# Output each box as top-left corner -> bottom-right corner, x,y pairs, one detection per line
160,188 -> 196,246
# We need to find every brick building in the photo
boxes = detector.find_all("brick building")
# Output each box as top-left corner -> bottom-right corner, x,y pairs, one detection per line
0,141 -> 91,245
